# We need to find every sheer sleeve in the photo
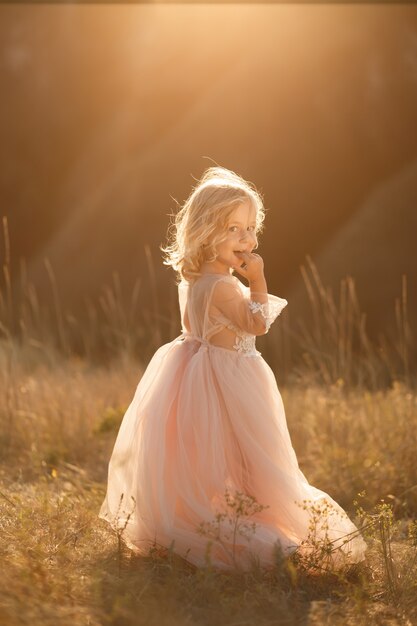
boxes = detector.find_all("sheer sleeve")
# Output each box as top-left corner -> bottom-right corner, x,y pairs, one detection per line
209,277 -> 288,337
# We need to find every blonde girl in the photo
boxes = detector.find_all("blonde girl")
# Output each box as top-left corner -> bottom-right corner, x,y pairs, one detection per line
99,166 -> 367,572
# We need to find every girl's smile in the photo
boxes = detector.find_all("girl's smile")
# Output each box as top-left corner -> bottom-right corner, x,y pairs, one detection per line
201,201 -> 258,275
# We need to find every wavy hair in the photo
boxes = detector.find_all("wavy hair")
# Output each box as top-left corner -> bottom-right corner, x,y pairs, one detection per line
161,166 -> 266,283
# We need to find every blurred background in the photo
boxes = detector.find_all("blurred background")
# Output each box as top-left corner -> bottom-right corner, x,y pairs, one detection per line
1,3 -> 416,385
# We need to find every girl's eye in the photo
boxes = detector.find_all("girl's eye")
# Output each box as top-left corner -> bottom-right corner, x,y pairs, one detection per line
228,225 -> 256,232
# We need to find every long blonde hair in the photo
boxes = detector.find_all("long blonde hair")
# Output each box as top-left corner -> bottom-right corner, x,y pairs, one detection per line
161,166 -> 266,283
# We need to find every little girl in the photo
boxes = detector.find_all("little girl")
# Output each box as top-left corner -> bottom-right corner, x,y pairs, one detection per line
99,166 -> 367,572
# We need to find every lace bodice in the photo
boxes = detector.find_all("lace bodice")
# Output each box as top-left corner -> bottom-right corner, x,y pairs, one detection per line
178,274 -> 288,357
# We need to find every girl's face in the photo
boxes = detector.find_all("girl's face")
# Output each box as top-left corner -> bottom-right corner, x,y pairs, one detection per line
204,200 -> 258,274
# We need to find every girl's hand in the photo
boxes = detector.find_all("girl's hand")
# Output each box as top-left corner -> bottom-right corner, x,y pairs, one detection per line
233,251 -> 265,282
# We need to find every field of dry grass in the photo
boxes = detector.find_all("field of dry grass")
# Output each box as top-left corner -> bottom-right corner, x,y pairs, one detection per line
1,350 -> 417,626
1,216 -> 416,625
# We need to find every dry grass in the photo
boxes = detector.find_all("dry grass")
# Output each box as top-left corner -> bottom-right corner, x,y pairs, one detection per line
1,215 -> 417,624
1,215 -> 415,390
1,468 -> 416,625
1,357 -> 417,625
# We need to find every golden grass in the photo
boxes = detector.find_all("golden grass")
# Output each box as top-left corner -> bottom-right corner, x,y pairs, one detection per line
0,356 -> 417,625
1,214 -> 417,624
1,463 -> 416,625
1,215 -> 415,390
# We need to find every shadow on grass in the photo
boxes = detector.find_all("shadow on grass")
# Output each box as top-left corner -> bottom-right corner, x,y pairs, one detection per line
92,528 -> 371,626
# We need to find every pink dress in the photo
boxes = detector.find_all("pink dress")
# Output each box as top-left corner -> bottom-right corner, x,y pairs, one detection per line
99,273 -> 367,571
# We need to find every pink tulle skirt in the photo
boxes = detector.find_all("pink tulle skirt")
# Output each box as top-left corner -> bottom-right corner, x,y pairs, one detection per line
99,335 -> 367,571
